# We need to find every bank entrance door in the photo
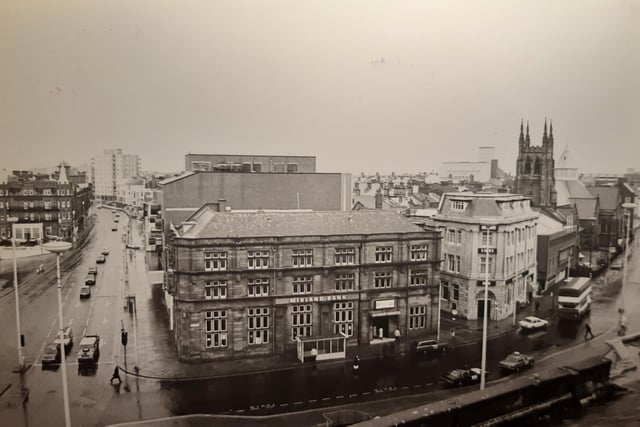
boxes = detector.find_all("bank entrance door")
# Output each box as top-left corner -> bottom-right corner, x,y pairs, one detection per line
372,316 -> 389,338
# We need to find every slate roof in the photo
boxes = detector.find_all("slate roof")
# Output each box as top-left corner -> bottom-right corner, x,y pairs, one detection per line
555,179 -> 594,206
588,186 -> 619,210
179,209 -> 424,238
570,197 -> 598,221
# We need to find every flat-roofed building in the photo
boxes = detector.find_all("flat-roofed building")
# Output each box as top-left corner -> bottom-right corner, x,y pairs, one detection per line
433,193 -> 538,321
185,154 -> 316,173
167,209 -> 441,361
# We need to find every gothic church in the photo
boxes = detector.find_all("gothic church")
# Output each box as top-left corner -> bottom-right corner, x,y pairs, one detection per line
514,119 -> 557,207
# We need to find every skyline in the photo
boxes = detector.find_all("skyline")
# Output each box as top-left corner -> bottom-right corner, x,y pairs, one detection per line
2,0 -> 639,176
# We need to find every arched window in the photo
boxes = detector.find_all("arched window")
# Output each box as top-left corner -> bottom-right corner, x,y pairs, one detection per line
534,158 -> 542,175
524,157 -> 532,174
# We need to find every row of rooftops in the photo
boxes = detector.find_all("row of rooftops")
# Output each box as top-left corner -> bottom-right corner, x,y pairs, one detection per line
172,192 -> 542,240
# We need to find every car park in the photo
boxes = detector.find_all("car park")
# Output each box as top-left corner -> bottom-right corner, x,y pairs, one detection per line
498,351 -> 535,372
80,286 -> 91,298
54,326 -> 73,351
101,248 -> 109,256
77,335 -> 100,364
41,343 -> 61,367
413,340 -> 449,357
96,255 -> 106,264
518,316 -> 549,333
85,274 -> 95,285
441,368 -> 484,388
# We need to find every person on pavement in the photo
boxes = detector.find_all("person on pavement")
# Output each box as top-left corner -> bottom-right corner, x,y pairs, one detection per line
584,323 -> 594,340
110,366 -> 122,384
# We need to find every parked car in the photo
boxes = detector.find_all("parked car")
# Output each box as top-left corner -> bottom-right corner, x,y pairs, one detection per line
413,340 -> 449,356
80,286 -> 91,298
88,266 -> 97,276
41,343 -> 61,367
518,316 -> 549,332
54,326 -> 73,351
498,351 -> 535,372
126,243 -> 140,250
114,218 -> 119,223
441,368 -> 484,388
96,255 -> 106,264
77,335 -> 100,364
112,226 -> 118,232
101,248 -> 109,256
85,274 -> 95,285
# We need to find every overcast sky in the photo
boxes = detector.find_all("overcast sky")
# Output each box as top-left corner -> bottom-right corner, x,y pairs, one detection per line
2,0 -> 639,176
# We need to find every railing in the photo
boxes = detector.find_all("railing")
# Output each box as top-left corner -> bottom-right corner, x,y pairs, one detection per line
321,410 -> 372,426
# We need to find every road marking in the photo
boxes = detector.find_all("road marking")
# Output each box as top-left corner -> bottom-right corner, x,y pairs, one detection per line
336,395 -> 344,399
75,301 -> 80,308
308,399 -> 317,403
102,317 -> 108,325
83,327 -> 87,335
401,386 -> 409,390
349,393 -> 358,398
69,318 -> 74,326
362,391 -> 371,395
321,397 -> 330,401
293,401 -> 303,405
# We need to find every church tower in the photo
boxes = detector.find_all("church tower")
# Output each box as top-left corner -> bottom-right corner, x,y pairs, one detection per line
514,119 -> 557,207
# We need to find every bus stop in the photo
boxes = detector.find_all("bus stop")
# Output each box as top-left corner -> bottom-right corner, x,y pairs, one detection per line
296,333 -> 348,363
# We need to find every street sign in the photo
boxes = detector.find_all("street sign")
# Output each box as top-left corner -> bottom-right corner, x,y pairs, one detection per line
478,247 -> 497,254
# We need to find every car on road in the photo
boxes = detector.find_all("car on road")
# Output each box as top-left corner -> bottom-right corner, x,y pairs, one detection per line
41,343 -> 61,367
441,368 -> 484,388
54,326 -> 73,351
518,316 -> 549,332
498,351 -> 535,372
112,226 -> 118,231
126,243 -> 140,250
114,218 -> 119,223
88,266 -> 97,275
80,286 -> 91,298
96,255 -> 106,264
413,340 -> 449,357
101,248 -> 109,256
77,335 -> 100,364
85,274 -> 95,285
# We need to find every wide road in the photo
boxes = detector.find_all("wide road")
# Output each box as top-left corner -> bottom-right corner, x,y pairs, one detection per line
0,208 -> 130,427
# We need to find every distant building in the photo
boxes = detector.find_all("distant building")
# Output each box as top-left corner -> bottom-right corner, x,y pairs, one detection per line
588,181 -> 636,248
440,147 -> 502,183
116,178 -> 146,208
536,210 -> 579,293
159,170 -> 352,233
514,120 -> 557,208
433,193 -> 538,321
166,209 -> 442,361
0,164 -> 93,242
92,149 -> 141,201
185,154 -> 316,173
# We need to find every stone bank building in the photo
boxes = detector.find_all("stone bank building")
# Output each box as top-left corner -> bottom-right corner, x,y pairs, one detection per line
433,193 -> 538,321
167,208 -> 441,361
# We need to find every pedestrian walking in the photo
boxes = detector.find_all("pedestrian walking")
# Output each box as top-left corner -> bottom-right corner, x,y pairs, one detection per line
584,323 -> 594,340
394,328 -> 401,342
110,366 -> 122,384
534,301 -> 540,313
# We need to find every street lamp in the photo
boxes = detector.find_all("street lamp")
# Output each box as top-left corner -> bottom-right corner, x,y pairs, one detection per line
8,217 -> 28,373
620,202 -> 635,332
479,224 -> 497,390
42,240 -> 73,427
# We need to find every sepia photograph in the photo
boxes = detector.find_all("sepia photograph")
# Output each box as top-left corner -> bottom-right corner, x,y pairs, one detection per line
1,1 -> 639,426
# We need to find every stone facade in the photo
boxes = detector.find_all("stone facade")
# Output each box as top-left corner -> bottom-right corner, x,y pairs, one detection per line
514,120 -> 557,208
167,211 -> 441,362
433,193 -> 538,321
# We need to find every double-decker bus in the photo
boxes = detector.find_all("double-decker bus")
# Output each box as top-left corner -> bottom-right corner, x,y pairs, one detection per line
558,277 -> 592,320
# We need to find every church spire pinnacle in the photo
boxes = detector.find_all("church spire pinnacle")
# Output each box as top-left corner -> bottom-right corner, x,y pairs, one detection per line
519,119 -> 525,147
543,118 -> 548,139
525,121 -> 530,145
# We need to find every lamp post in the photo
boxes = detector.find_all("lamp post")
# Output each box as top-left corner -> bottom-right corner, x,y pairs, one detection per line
43,240 -> 72,427
479,224 -> 496,390
620,203 -> 635,329
8,217 -> 28,372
